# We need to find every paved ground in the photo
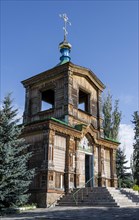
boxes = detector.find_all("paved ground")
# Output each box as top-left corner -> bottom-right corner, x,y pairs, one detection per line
1,206 -> 139,220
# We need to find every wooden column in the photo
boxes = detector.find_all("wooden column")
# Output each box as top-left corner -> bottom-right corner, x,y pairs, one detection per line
65,135 -> 70,194
48,130 -> 55,164
47,129 -> 55,191
110,149 -> 118,187
98,145 -> 102,186
98,146 -> 107,186
74,138 -> 78,188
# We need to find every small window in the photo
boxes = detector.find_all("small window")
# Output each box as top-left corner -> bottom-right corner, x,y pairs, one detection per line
41,89 -> 55,111
55,173 -> 64,189
55,173 -> 61,188
78,89 -> 90,113
49,174 -> 53,181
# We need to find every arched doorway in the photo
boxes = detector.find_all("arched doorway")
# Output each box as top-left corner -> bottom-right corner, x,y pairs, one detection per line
79,134 -> 94,187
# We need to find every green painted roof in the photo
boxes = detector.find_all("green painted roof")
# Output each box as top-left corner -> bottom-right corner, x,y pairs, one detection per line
104,137 -> 120,144
50,117 -> 82,132
57,59 -> 69,66
50,117 -> 69,126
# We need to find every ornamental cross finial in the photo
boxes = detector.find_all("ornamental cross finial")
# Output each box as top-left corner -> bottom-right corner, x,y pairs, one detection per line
59,13 -> 71,41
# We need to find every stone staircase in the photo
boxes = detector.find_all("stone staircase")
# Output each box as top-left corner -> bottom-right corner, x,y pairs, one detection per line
56,187 -> 139,207
57,187 -> 118,207
107,187 -> 139,207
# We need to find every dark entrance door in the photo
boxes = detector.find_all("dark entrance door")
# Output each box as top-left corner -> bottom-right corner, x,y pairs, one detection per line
85,154 -> 94,187
85,154 -> 90,183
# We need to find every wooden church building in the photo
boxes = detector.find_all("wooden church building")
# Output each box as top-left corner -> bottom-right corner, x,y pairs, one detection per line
21,15 -> 119,207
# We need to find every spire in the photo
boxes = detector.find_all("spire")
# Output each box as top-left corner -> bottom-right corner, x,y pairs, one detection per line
59,13 -> 72,64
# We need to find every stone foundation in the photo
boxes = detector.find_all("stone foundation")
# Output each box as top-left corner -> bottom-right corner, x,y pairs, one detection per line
47,192 -> 65,207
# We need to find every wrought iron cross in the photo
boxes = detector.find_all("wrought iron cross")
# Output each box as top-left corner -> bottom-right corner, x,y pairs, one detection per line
59,13 -> 71,41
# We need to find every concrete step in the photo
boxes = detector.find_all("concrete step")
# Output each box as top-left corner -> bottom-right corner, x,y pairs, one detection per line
107,187 -> 139,207
120,189 -> 139,203
57,187 -> 139,208
123,188 -> 139,194
74,187 -> 109,191
61,198 -> 115,202
57,187 -> 118,207
57,202 -> 118,207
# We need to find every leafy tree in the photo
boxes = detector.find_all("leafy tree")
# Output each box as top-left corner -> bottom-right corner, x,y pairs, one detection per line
116,147 -> 132,188
132,111 -> 139,185
102,92 -> 132,187
102,92 -> 122,140
102,92 -> 112,138
0,94 -> 35,208
111,100 -> 122,140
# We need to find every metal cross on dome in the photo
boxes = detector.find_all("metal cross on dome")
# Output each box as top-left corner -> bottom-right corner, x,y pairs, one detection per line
59,13 -> 71,41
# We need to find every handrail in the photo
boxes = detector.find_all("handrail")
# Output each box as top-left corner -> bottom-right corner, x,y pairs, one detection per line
48,192 -> 65,208
73,176 -> 94,205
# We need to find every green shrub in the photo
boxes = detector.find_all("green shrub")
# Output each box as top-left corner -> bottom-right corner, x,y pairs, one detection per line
133,185 -> 139,191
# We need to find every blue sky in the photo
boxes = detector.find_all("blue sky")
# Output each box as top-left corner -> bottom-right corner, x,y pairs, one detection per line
1,0 -> 138,126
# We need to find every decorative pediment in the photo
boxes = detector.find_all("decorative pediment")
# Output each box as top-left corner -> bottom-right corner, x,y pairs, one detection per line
81,124 -> 98,144
78,136 -> 92,153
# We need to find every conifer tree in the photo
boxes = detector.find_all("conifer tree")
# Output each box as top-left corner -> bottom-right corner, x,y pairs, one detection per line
0,94 -> 35,208
116,147 -> 132,188
132,111 -> 139,185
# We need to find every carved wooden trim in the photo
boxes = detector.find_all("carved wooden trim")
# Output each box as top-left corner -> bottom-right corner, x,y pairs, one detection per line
49,121 -> 81,138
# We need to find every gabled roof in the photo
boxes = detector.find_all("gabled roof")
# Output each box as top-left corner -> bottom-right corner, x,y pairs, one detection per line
69,62 -> 105,91
21,62 -> 105,91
